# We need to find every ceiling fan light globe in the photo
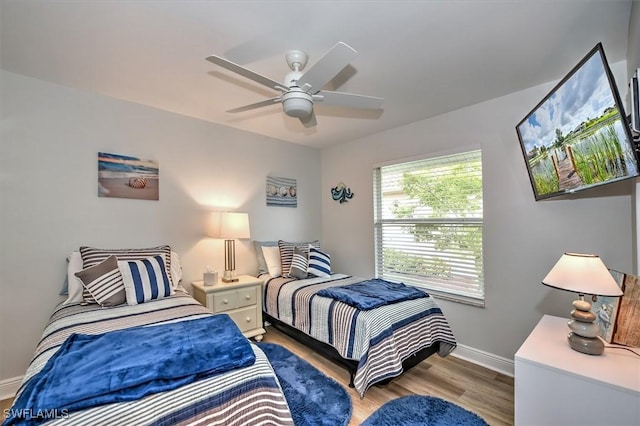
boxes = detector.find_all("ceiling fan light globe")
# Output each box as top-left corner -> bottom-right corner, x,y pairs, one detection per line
282,91 -> 313,118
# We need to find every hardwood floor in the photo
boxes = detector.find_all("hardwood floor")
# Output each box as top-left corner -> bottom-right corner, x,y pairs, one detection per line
262,326 -> 514,426
1,326 -> 514,425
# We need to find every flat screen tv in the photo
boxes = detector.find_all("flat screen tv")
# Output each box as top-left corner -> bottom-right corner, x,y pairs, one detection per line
516,42 -> 639,201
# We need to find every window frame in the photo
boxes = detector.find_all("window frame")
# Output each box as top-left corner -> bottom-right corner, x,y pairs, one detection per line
373,146 -> 485,307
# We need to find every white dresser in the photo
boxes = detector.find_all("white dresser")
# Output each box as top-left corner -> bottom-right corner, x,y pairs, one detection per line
515,315 -> 640,425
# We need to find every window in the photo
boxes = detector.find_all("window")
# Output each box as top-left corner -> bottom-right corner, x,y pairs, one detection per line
373,148 -> 484,306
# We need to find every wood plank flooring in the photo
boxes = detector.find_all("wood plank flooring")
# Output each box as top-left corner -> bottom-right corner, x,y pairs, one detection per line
1,325 -> 514,425
262,326 -> 514,426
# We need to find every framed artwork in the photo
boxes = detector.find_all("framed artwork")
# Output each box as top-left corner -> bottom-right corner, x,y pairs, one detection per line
98,152 -> 159,200
593,270 -> 640,347
266,176 -> 297,207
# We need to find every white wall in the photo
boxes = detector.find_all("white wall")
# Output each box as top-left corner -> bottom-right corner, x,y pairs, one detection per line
0,71 -> 322,380
321,62 -> 634,361
628,1 -> 640,273
627,1 -> 639,80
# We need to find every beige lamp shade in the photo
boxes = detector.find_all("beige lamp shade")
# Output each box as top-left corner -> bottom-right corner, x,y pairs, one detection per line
542,252 -> 622,296
208,212 -> 251,239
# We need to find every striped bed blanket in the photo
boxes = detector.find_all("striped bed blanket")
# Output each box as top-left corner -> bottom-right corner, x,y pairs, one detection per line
7,291 -> 293,426
264,274 -> 457,397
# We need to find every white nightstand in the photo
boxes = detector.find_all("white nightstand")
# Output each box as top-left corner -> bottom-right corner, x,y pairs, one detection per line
515,315 -> 640,425
192,275 -> 265,342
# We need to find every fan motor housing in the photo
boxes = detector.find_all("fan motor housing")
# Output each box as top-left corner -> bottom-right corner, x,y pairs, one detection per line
282,89 -> 313,118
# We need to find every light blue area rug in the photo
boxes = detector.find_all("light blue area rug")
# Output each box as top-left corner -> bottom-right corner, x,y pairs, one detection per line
362,395 -> 488,426
258,342 -> 352,426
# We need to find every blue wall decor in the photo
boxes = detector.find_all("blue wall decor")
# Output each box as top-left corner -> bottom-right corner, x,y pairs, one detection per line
331,182 -> 354,203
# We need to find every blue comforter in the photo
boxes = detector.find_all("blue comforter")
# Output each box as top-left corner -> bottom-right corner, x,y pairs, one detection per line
5,314 -> 255,425
316,278 -> 429,310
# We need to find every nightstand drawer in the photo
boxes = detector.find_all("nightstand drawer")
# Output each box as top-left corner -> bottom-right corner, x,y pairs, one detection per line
237,287 -> 257,308
211,289 -> 238,312
228,306 -> 258,333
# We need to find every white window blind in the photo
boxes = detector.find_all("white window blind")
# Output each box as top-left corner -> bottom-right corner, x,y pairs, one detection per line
373,149 -> 484,306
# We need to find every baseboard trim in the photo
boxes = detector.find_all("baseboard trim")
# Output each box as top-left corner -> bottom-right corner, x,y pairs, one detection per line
0,376 -> 22,400
0,344 -> 514,400
450,343 -> 514,377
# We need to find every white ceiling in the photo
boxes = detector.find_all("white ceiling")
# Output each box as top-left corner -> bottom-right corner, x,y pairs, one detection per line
0,1 -> 634,149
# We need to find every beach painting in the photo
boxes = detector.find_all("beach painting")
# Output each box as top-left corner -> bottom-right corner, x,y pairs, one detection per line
266,176 -> 297,207
98,152 -> 159,200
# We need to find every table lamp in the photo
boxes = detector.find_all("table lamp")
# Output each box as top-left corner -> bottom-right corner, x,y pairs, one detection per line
542,252 -> 623,355
208,212 -> 251,282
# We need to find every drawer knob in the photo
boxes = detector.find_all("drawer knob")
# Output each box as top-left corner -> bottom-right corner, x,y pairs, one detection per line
246,317 -> 252,323
245,295 -> 251,300
223,299 -> 229,304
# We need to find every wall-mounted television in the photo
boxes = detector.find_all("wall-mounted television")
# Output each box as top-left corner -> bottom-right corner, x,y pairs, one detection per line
516,43 -> 639,201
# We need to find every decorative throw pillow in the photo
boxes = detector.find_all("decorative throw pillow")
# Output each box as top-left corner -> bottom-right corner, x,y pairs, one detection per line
74,255 -> 126,307
278,240 -> 320,278
308,245 -> 331,278
79,245 -> 173,302
262,246 -> 283,277
118,255 -> 174,306
289,247 -> 309,279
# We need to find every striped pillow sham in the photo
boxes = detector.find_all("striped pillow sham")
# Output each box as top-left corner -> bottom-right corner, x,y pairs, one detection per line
289,247 -> 309,279
74,255 -> 126,307
118,255 -> 174,305
308,245 -> 331,278
278,240 -> 319,278
79,245 -> 173,302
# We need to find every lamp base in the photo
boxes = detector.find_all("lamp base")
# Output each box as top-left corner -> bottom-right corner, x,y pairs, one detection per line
566,295 -> 604,356
222,269 -> 238,283
567,332 -> 604,355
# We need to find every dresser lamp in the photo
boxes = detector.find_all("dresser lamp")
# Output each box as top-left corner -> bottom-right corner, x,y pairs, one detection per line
542,252 -> 623,355
208,212 -> 251,282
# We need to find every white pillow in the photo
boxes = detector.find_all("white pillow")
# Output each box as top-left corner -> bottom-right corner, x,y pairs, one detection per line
65,251 -> 85,304
262,246 -> 282,277
170,251 -> 183,287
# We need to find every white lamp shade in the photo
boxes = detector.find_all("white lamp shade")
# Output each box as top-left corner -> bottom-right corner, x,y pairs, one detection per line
207,212 -> 250,240
542,252 -> 622,296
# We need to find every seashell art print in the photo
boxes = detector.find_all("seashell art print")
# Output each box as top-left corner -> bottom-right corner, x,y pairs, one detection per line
266,176 -> 297,207
98,152 -> 159,200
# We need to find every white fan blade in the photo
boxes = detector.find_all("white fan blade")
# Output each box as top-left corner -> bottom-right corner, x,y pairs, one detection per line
206,55 -> 286,92
299,111 -> 317,128
315,91 -> 384,109
227,97 -> 281,113
296,42 -> 358,94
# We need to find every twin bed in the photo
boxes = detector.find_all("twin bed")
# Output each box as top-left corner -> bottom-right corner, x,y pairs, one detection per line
5,292 -> 293,426
262,274 -> 457,397
5,243 -> 457,425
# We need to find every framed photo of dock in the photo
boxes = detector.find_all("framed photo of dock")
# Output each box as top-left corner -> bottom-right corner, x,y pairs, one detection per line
515,43 -> 638,201
98,152 -> 159,200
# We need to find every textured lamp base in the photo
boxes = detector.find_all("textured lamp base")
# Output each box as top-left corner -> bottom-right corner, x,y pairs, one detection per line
567,296 -> 604,356
567,332 -> 605,355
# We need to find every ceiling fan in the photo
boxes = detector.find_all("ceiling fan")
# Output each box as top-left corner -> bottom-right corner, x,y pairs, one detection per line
205,42 -> 384,128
